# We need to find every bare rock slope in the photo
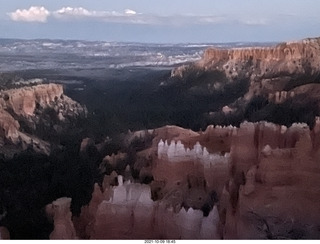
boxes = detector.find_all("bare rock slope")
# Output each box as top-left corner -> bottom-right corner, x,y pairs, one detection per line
172,37 -> 320,97
0,83 -> 87,155
170,38 -> 320,123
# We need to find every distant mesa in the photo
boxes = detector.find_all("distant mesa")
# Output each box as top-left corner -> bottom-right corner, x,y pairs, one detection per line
172,37 -> 320,99
169,37 -> 320,128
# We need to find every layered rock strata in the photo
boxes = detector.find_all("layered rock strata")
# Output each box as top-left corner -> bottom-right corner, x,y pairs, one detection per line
66,119 -> 320,239
0,83 -> 86,155
171,37 -> 320,101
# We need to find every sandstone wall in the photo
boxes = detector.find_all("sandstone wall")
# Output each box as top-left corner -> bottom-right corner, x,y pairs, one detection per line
171,37 -> 320,99
0,83 -> 64,116
0,83 -> 86,155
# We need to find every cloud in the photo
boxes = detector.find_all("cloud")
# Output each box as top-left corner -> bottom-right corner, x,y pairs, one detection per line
124,9 -> 137,15
7,6 -> 227,26
197,16 -> 226,24
8,6 -> 50,23
51,6 -> 226,26
52,7 -> 139,20
52,7 -> 163,25
55,7 -> 93,17
240,18 -> 268,26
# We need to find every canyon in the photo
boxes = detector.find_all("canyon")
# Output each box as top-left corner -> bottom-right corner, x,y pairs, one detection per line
1,37 -> 320,239
72,37 -> 320,239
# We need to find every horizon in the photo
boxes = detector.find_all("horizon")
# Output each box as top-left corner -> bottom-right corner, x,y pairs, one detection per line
0,36 -> 281,45
1,1 -> 320,43
2,36 -> 319,46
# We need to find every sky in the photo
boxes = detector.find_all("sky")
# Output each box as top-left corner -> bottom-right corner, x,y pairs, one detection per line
0,0 -> 320,43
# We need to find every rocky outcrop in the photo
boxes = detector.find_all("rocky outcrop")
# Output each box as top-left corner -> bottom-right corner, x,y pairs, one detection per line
223,122 -> 320,239
0,83 -> 86,122
0,83 -> 64,116
171,37 -> 320,100
0,227 -> 10,240
169,37 -> 320,130
46,197 -> 77,240
0,109 -> 20,143
268,83 -> 320,107
0,83 -> 87,155
73,175 -> 220,239
37,119 -> 319,239
157,139 -> 230,165
75,119 -> 320,239
99,152 -> 128,174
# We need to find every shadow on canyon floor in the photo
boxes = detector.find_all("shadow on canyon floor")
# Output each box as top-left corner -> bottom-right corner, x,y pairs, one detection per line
0,67 -> 319,239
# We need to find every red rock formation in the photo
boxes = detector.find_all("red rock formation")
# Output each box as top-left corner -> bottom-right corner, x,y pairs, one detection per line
0,83 -> 64,116
47,197 -> 78,240
0,227 -> 10,240
171,37 -> 320,99
80,138 -> 95,153
0,83 -> 86,155
99,152 -> 128,174
48,120 -> 318,239
74,175 -> 220,239
268,83 -> 320,107
0,109 -> 20,144
224,130 -> 320,239
202,38 -> 320,65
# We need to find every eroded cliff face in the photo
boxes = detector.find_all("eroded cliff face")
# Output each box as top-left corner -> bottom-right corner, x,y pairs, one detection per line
0,83 -> 64,116
0,83 -> 87,155
50,119 -> 319,239
172,37 -> 320,99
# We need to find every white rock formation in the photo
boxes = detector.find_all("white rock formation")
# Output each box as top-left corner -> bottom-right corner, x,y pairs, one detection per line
87,175 -> 220,239
200,206 -> 220,239
158,139 -> 230,167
